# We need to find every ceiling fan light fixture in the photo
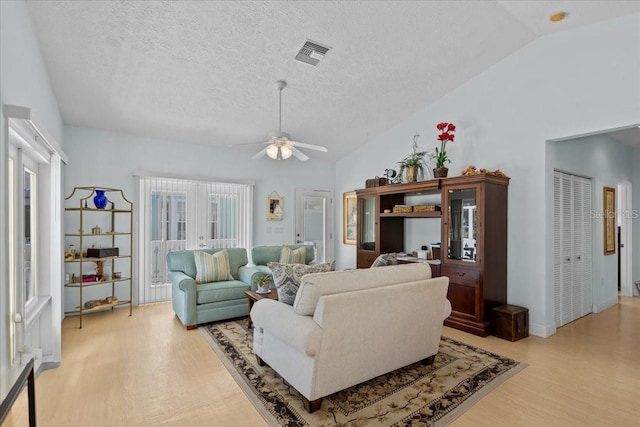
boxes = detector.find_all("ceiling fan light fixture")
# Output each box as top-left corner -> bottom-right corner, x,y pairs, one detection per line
280,145 -> 293,159
265,143 -> 293,160
253,80 -> 327,161
266,144 -> 280,159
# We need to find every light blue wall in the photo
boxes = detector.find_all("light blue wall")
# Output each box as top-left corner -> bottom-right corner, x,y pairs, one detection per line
63,126 -> 335,247
0,0 -> 65,372
550,135 -> 635,311
335,14 -> 640,336
62,126 -> 335,311
634,149 -> 640,293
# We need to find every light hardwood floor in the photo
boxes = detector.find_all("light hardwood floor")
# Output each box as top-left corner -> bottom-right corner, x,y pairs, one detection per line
4,296 -> 640,427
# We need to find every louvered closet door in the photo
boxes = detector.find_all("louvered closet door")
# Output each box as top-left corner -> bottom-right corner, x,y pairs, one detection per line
553,171 -> 593,328
572,178 -> 585,319
553,173 -> 563,327
579,178 -> 593,315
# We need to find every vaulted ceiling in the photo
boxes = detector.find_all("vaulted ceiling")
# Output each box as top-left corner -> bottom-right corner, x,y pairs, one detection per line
25,1 -> 640,160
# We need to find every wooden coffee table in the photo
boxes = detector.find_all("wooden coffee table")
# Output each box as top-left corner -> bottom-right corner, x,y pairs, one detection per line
245,289 -> 278,328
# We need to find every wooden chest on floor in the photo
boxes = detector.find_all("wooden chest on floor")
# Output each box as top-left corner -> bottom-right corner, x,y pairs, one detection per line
491,305 -> 529,341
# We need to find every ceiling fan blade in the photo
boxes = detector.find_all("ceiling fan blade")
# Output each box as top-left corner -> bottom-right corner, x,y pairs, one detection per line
291,147 -> 309,161
252,147 -> 268,159
291,141 -> 328,152
227,140 -> 270,148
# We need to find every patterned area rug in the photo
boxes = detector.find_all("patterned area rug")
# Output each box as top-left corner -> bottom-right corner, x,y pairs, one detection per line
200,320 -> 525,426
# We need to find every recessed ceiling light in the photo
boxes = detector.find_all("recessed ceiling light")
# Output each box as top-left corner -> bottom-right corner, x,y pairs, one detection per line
550,12 -> 567,22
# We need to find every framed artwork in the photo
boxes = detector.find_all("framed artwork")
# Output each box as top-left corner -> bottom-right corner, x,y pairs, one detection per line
343,191 -> 357,245
603,186 -> 616,255
267,193 -> 283,221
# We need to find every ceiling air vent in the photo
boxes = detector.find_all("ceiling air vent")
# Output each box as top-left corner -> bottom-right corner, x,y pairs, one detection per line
295,40 -> 331,66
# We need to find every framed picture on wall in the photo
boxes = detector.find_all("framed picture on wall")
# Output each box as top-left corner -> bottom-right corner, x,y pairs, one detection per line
267,193 -> 283,221
603,186 -> 616,255
343,191 -> 357,245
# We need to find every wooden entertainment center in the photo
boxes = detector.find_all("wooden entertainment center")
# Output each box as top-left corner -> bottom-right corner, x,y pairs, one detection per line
355,174 -> 509,336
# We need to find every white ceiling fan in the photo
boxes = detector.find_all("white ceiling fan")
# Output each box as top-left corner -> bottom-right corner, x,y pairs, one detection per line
253,80 -> 328,161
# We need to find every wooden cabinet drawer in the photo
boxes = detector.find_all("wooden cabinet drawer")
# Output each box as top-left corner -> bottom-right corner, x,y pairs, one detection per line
357,251 -> 378,268
441,266 -> 480,285
447,282 -> 480,319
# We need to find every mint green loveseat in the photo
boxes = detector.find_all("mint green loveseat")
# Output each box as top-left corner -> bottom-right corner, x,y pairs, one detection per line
167,248 -> 252,329
238,245 -> 315,290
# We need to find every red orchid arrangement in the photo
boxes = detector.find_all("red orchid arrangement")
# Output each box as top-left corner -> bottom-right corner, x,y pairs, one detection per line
435,122 -> 456,168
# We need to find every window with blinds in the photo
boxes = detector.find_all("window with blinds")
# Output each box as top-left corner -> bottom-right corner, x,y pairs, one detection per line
136,175 -> 253,304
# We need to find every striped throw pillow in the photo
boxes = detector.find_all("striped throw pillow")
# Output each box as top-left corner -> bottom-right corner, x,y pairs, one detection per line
279,246 -> 306,264
193,249 -> 234,283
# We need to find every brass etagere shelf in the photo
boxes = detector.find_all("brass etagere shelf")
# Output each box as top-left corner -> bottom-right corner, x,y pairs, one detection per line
64,186 -> 133,328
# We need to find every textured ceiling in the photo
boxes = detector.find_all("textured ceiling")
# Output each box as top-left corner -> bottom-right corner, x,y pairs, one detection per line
25,1 -> 640,161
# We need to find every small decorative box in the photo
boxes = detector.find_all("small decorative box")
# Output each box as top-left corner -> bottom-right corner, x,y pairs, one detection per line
392,205 -> 412,213
413,205 -> 441,212
365,177 -> 388,188
492,305 -> 529,341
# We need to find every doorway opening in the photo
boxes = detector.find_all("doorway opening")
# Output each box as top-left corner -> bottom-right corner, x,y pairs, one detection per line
294,188 -> 333,263
617,180 -> 633,297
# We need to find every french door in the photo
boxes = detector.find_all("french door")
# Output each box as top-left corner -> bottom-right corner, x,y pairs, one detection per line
137,176 -> 253,304
294,188 -> 333,263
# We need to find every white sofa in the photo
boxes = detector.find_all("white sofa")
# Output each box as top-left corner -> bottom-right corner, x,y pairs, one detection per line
250,263 -> 451,412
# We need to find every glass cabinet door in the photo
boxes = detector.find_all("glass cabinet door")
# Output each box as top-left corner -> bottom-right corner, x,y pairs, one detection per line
359,196 -> 376,251
446,187 -> 477,263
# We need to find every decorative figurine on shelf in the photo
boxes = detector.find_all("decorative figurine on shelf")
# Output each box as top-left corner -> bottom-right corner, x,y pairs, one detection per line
385,168 -> 402,184
65,244 -> 76,261
93,189 -> 108,209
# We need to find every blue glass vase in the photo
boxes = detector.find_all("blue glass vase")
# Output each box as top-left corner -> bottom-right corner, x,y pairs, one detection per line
93,189 -> 108,209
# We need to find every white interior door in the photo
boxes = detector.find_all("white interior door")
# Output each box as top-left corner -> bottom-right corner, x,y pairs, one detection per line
294,189 -> 333,263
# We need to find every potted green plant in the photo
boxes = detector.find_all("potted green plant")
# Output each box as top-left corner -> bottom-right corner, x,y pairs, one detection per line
254,274 -> 273,294
398,133 -> 429,182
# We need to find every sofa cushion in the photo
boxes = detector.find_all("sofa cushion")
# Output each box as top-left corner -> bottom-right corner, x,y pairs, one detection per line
194,249 -> 234,283
166,247 -> 248,279
252,245 -> 314,266
268,261 -> 336,305
293,263 -> 432,315
371,252 -> 398,267
196,280 -> 250,304
280,246 -> 306,264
